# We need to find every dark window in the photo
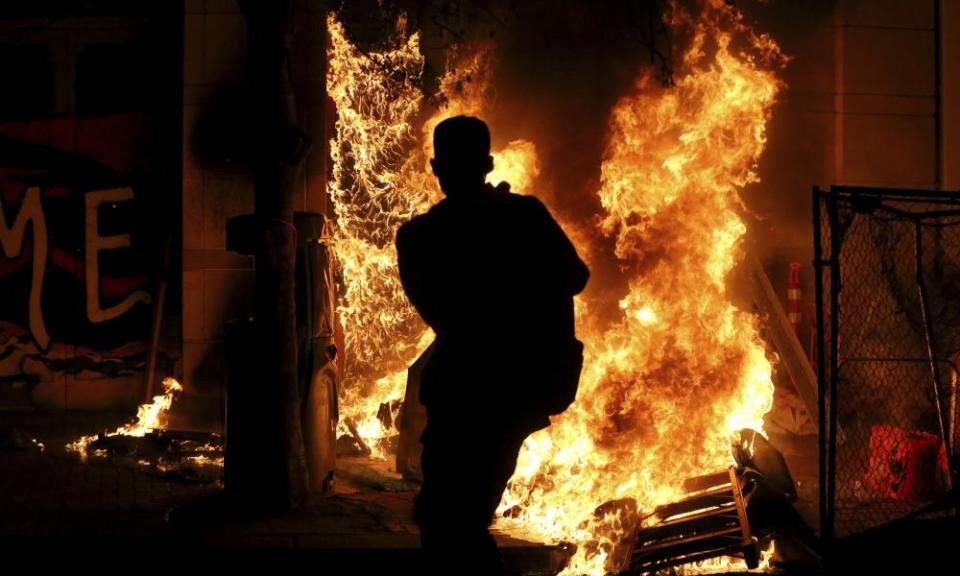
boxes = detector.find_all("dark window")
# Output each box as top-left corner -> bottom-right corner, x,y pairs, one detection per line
0,44 -> 54,121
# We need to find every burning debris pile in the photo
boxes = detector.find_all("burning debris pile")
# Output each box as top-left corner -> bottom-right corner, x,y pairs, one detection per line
613,429 -> 818,574
65,378 -> 222,482
328,0 -> 789,573
497,3 -> 785,572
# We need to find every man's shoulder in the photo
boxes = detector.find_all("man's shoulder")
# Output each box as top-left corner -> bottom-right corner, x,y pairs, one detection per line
397,192 -> 546,235
501,192 -> 552,222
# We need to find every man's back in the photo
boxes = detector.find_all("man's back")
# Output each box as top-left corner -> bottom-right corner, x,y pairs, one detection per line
397,184 -> 588,421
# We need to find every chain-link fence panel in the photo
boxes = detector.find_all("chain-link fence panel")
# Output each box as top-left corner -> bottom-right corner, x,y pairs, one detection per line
816,187 -> 959,541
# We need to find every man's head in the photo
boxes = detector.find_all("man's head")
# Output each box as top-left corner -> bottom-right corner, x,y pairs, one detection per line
430,115 -> 494,198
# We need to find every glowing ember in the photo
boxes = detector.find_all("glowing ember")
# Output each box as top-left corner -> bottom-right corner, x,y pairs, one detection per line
156,452 -> 225,472
66,377 -> 183,461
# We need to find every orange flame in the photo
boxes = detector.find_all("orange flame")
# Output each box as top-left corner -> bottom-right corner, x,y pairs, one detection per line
328,1 -> 783,572
326,15 -> 434,457
66,377 -> 184,461
327,17 -> 538,457
497,1 -> 783,573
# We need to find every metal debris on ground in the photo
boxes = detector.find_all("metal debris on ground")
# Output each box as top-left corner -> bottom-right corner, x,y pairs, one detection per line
608,429 -> 819,574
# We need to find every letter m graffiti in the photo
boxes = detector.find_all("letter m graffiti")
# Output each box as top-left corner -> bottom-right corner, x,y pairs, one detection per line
0,187 -> 49,350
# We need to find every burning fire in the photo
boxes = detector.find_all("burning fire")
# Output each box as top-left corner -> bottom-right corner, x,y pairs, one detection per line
497,2 -> 783,572
326,14 -> 434,457
327,17 -> 538,457
328,0 -> 782,572
66,377 -> 183,461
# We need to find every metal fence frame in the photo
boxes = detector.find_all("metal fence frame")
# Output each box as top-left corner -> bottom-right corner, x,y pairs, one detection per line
814,185 -> 960,565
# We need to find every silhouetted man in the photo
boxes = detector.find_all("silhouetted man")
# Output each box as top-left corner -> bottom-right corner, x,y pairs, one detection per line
397,116 -> 589,575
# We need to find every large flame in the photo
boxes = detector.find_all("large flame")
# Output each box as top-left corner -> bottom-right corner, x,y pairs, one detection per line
327,17 -> 537,457
326,15 -> 433,456
327,0 -> 782,572
498,2 -> 782,572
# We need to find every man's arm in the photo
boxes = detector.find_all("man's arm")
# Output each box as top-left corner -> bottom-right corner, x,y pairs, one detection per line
527,198 -> 590,295
396,220 -> 447,332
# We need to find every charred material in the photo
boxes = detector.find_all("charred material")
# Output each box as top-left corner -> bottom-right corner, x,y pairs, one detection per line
80,429 -> 223,483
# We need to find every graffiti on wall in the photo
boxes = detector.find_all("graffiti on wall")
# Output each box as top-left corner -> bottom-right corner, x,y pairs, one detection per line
0,114 -> 165,409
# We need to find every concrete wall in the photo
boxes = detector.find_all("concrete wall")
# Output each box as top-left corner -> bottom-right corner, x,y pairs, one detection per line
749,0 -> 943,331
752,0 -> 939,254
179,0 -> 327,429
944,0 -> 960,189
833,0 -> 938,189
0,7 -> 181,411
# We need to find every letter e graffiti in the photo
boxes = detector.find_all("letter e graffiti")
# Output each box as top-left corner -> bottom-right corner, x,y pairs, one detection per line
85,188 -> 152,323
0,187 -> 50,350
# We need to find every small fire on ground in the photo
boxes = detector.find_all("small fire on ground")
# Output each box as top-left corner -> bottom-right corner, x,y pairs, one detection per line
65,378 -> 223,479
